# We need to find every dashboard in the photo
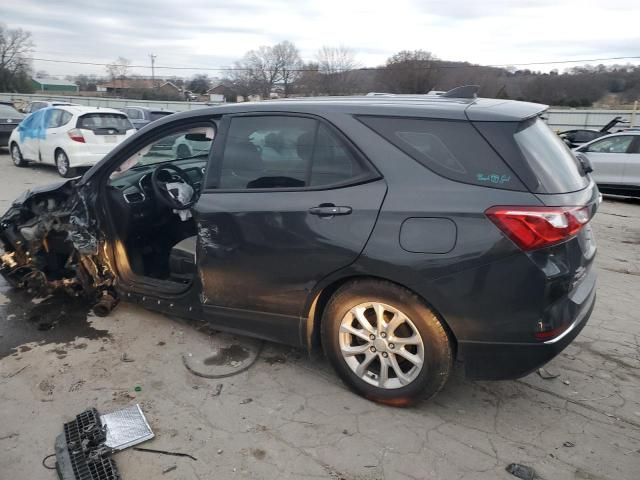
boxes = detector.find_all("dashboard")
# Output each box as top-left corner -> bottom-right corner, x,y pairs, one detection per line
106,158 -> 207,237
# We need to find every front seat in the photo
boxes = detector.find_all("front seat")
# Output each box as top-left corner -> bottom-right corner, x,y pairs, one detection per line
169,235 -> 197,282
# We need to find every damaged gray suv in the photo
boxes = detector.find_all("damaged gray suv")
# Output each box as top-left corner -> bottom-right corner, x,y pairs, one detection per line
0,88 -> 598,405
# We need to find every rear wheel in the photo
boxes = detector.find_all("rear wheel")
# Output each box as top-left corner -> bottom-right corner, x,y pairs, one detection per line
321,280 -> 453,406
55,150 -> 75,178
10,143 -> 26,167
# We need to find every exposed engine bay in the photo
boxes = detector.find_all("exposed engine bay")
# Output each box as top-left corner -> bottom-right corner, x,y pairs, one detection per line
0,179 -> 117,316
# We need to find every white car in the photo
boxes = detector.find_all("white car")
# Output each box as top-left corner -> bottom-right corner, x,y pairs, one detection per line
574,131 -> 640,197
9,106 -> 136,177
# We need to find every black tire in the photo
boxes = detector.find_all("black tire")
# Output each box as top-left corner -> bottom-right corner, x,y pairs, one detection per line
321,279 -> 453,406
177,144 -> 191,159
10,143 -> 26,167
55,150 -> 75,178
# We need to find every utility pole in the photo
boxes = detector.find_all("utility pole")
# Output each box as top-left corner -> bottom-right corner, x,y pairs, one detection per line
150,54 -> 157,87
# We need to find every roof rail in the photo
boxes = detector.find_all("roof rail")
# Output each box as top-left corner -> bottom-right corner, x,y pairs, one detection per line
441,85 -> 479,99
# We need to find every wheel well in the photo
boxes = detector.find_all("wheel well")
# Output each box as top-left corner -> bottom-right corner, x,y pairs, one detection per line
54,147 -> 66,157
307,275 -> 458,358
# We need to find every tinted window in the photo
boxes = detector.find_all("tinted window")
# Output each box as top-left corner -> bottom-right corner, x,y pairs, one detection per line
126,108 -> 143,120
77,113 -> 133,133
571,130 -> 601,143
310,123 -> 364,186
358,116 -> 523,190
217,116 -> 366,190
60,110 -> 72,126
514,118 -> 588,193
45,109 -> 64,128
586,135 -> 633,153
149,111 -> 174,121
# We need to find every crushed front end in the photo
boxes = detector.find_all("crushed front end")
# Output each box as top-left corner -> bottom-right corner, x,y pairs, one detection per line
0,179 -> 118,315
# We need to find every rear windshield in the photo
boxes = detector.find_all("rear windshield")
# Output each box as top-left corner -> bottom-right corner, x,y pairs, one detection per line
77,113 -> 133,133
357,116 -> 525,190
149,111 -> 174,121
513,118 -> 588,193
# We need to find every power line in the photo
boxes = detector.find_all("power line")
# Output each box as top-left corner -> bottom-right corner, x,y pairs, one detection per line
26,55 -> 640,73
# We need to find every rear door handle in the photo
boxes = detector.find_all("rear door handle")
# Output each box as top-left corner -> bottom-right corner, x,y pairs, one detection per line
309,204 -> 352,217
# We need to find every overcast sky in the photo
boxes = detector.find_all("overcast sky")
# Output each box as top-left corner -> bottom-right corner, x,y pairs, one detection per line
2,0 -> 639,78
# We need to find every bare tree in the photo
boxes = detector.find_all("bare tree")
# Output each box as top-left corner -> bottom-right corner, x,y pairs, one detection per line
0,24 -> 34,92
315,46 -> 359,95
105,57 -> 131,92
376,50 -> 439,94
272,41 -> 302,97
230,46 -> 280,99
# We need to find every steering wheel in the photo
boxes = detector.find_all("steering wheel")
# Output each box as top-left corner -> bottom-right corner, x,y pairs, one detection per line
151,164 -> 197,210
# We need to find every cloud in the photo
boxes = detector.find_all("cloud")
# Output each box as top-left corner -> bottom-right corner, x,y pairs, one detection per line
2,0 -> 638,77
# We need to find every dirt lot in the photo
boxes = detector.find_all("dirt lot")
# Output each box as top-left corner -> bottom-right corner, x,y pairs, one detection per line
0,150 -> 638,480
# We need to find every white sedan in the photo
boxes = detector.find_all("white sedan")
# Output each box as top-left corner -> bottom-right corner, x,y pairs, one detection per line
574,131 -> 640,197
8,105 -> 136,177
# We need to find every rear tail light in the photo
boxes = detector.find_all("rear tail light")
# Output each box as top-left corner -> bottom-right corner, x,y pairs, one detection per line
67,128 -> 85,143
486,205 -> 591,251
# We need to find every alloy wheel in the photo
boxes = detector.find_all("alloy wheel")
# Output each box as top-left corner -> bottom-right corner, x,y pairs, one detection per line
56,152 -> 69,176
339,302 -> 425,389
11,145 -> 22,166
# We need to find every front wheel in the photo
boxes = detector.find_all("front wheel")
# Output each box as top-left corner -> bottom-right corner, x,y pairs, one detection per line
11,143 -> 26,167
55,150 -> 75,178
321,280 -> 453,406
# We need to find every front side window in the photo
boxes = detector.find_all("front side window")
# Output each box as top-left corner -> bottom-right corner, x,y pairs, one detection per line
216,115 -> 366,190
110,125 -> 215,180
585,136 -> 633,154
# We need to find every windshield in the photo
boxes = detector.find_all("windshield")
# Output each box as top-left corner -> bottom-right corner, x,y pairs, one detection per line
77,113 -> 133,132
0,104 -> 20,116
514,117 -> 588,193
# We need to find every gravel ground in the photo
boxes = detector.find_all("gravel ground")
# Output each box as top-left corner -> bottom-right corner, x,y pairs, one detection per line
0,148 -> 638,480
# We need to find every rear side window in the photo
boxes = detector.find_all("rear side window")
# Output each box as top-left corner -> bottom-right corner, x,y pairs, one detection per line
77,113 -> 133,133
126,108 -> 143,120
358,116 -> 524,190
513,118 -> 588,193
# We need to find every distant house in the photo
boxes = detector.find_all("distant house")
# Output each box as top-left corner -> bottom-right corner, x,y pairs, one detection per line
31,77 -> 79,93
207,83 -> 239,103
96,79 -> 182,94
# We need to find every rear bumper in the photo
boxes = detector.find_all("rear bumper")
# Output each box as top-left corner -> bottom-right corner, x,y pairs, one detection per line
66,151 -> 107,168
460,270 -> 596,380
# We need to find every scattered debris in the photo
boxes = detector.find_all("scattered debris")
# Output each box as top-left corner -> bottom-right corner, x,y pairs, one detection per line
217,449 -> 223,454
562,380 -> 571,385
537,367 -> 560,379
121,353 -> 135,362
2,364 -> 30,378
240,398 -> 253,405
135,385 -> 142,392
101,404 -> 154,450
0,432 -> 19,441
211,383 -> 223,397
162,465 -> 177,474
133,447 -> 197,461
68,380 -> 85,392
506,463 -> 538,480
563,441 -> 575,447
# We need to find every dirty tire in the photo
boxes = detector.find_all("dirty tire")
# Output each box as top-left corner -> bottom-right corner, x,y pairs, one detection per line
321,279 -> 453,406
177,144 -> 191,159
55,150 -> 75,178
11,143 -> 26,167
